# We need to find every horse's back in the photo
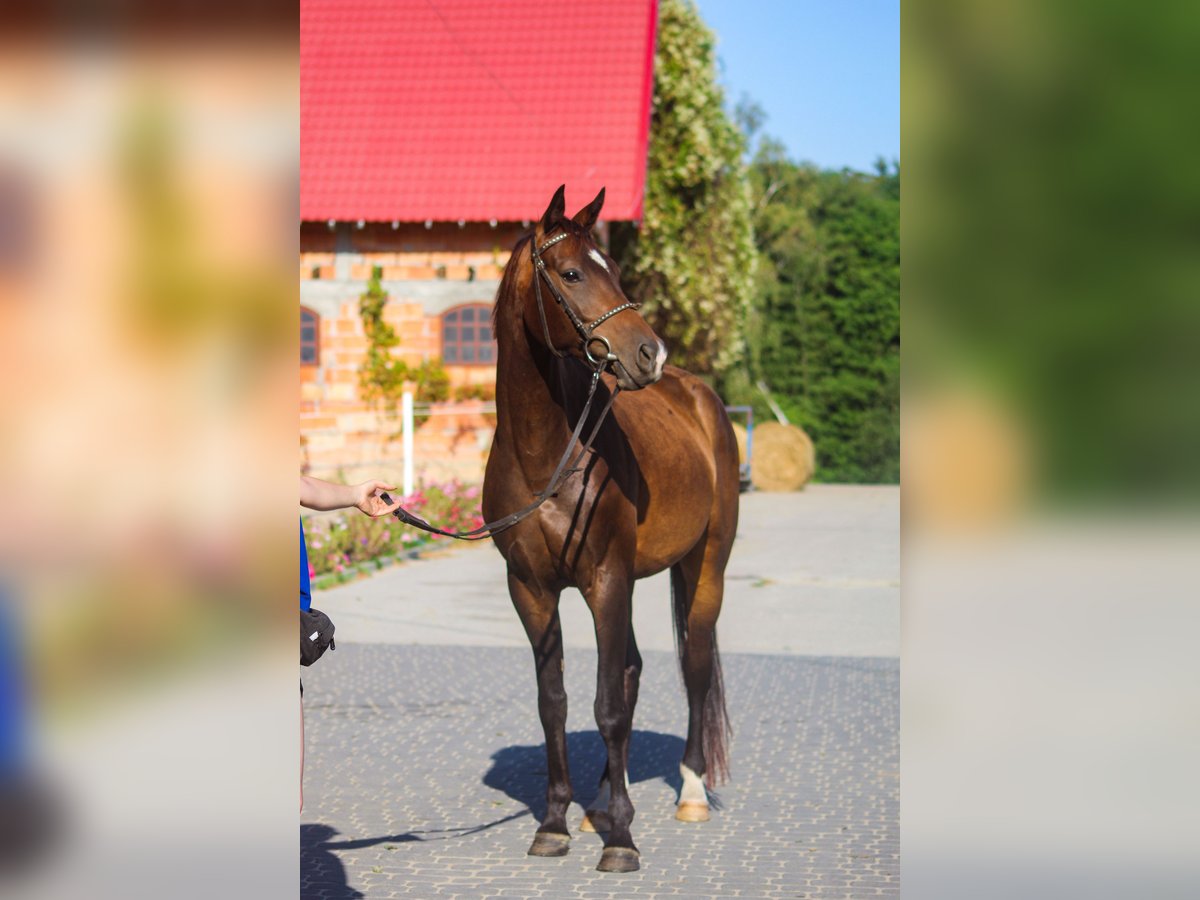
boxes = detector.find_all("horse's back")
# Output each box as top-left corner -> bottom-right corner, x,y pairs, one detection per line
613,365 -> 740,577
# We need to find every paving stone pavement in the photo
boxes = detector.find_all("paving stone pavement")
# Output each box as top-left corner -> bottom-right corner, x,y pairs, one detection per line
302,487 -> 898,897
317,487 -> 900,659
301,644 -> 898,898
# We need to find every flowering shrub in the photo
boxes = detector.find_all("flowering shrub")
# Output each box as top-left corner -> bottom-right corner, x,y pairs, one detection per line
303,480 -> 484,584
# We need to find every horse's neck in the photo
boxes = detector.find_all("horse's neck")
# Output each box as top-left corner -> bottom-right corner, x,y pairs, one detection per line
494,319 -> 586,487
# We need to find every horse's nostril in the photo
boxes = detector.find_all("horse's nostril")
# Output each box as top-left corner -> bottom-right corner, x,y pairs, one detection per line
638,342 -> 656,372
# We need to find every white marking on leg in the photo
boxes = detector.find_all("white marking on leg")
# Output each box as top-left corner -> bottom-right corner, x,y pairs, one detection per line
587,248 -> 611,273
679,764 -> 708,805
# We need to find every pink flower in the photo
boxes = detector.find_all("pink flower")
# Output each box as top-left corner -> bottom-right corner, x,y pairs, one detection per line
307,564 -> 315,578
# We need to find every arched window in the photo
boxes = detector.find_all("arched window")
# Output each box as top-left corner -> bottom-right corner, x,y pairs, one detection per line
441,303 -> 495,365
301,307 -> 320,365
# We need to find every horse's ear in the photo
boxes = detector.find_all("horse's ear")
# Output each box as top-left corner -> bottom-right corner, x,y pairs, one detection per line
571,187 -> 606,231
540,185 -> 567,232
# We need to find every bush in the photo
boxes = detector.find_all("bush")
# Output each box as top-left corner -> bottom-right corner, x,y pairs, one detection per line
412,358 -> 451,403
302,480 -> 485,581
453,382 -> 496,402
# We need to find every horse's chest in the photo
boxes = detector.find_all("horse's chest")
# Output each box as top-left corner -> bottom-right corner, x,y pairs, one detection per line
542,476 -> 633,560
489,470 -> 634,586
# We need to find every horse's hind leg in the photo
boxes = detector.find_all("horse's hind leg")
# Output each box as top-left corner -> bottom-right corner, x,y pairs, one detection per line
508,572 -> 573,857
671,533 -> 733,823
580,623 -> 641,834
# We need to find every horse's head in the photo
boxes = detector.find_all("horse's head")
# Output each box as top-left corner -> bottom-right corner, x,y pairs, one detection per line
524,185 -> 666,390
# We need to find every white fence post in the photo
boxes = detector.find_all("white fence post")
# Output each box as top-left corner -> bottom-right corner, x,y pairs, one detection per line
402,391 -> 414,496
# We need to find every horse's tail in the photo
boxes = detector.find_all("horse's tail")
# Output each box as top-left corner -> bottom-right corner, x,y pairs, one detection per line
702,631 -> 732,788
671,569 -> 733,788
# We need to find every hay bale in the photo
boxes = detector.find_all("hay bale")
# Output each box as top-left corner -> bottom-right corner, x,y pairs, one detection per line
730,422 -> 749,466
750,422 -> 815,491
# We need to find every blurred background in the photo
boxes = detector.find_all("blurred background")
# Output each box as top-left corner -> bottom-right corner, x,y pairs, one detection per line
2,0 -> 1197,896
903,1 -> 1200,897
0,2 -> 296,898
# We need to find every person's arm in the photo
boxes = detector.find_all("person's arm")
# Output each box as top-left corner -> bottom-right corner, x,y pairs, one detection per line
299,476 -> 401,518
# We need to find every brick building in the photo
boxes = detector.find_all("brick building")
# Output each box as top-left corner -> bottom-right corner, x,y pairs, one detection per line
300,0 -> 657,483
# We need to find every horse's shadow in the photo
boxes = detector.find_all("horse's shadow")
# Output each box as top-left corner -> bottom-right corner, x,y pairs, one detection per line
483,729 -> 686,822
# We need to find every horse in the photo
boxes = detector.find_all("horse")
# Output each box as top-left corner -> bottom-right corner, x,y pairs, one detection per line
482,185 -> 740,873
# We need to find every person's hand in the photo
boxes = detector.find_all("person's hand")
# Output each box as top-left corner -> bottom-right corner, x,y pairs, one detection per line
352,480 -> 402,518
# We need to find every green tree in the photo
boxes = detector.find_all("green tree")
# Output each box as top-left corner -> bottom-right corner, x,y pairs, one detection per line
614,0 -> 757,378
750,148 -> 900,483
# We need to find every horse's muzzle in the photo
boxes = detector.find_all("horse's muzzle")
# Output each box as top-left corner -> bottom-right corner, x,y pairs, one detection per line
638,339 -> 667,383
616,339 -> 665,389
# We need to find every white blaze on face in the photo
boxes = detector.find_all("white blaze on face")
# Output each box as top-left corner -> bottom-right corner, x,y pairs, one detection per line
654,339 -> 668,378
679,763 -> 708,805
587,248 -> 611,273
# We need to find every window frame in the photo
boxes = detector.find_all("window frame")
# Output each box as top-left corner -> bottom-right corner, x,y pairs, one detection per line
301,306 -> 320,367
440,302 -> 496,367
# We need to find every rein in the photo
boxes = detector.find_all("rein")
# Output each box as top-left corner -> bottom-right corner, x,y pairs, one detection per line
381,227 -> 638,541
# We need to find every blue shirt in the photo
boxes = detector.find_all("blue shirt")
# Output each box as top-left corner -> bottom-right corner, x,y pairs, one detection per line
0,595 -> 23,771
300,520 -> 311,612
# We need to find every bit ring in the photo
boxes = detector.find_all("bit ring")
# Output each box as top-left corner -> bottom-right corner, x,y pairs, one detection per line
585,335 -> 615,367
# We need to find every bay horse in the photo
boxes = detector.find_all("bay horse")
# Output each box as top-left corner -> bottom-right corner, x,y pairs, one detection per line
482,186 -> 740,873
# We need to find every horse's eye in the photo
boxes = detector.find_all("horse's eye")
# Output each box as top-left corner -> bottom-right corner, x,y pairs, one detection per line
561,269 -> 582,284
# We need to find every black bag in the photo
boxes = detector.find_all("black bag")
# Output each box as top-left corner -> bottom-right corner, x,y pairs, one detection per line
300,607 -> 336,666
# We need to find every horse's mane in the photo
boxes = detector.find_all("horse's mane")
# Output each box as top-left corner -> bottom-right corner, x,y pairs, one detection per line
492,232 -> 532,333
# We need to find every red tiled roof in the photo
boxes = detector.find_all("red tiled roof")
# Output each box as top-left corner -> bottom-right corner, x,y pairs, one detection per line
301,0 -> 657,222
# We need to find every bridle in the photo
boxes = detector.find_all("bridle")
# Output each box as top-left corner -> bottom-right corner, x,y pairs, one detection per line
530,227 -> 642,369
382,226 -> 642,541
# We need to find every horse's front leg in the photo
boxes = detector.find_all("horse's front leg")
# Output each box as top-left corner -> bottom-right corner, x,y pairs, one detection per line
588,576 -> 641,873
509,572 -> 572,857
580,623 -> 641,835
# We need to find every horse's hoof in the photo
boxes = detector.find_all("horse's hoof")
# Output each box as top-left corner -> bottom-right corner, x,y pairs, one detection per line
596,846 -> 640,873
579,810 -> 610,833
675,801 -> 710,823
527,832 -> 571,857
